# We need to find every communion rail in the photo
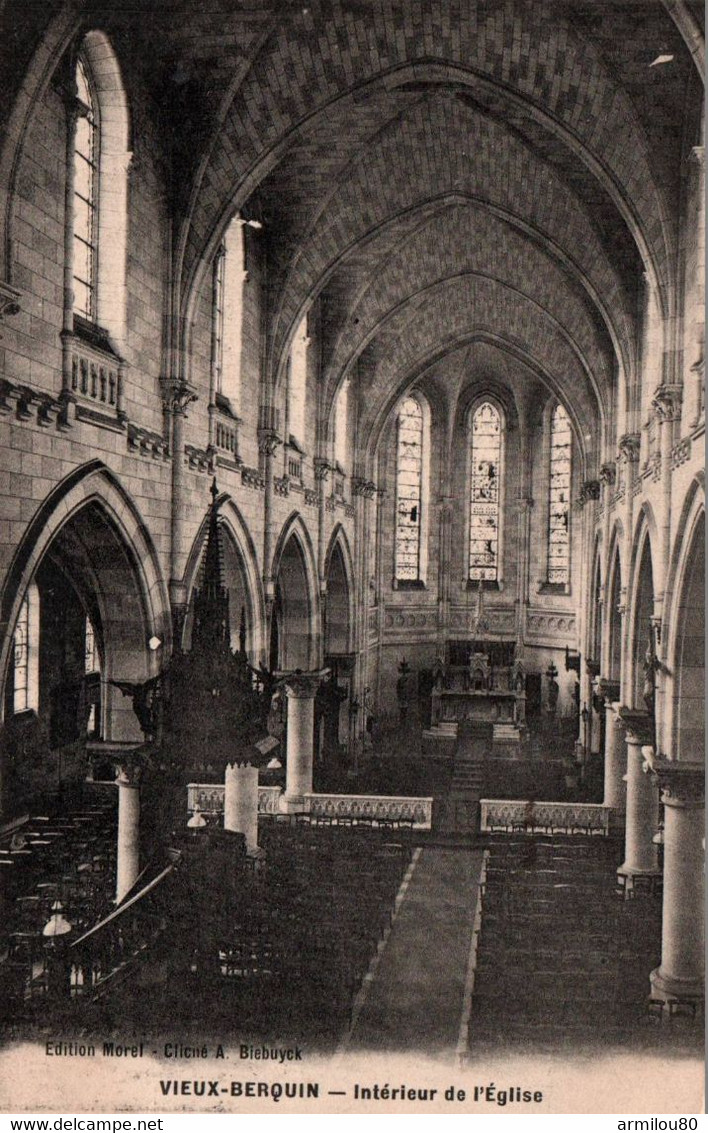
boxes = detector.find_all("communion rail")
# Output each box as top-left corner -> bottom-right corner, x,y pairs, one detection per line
187,784 -> 433,829
480,799 -> 611,836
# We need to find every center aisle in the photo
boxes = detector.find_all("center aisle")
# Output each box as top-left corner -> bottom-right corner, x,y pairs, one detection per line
344,847 -> 484,1056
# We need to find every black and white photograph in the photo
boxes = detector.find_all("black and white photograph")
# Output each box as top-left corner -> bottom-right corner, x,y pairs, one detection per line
0,0 -> 704,1116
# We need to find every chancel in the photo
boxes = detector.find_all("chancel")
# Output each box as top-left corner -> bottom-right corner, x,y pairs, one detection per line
0,0 -> 703,1094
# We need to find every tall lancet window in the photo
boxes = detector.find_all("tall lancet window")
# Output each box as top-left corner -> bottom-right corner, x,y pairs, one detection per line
334,378 -> 350,469
394,396 -> 424,582
13,584 -> 40,715
73,56 -> 98,320
469,402 -> 503,581
212,217 -> 245,411
547,403 -> 572,585
289,314 -> 309,447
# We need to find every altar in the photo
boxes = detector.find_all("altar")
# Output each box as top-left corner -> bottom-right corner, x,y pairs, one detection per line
428,645 -> 527,741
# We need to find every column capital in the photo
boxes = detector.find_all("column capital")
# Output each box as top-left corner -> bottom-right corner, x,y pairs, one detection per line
257,426 -> 282,457
578,478 -> 601,505
160,377 -> 198,415
599,461 -> 616,487
618,432 -> 641,463
643,750 -> 704,806
314,456 -> 333,482
651,382 -> 683,422
116,762 -> 142,787
689,144 -> 705,169
278,668 -> 330,699
595,676 -> 620,704
616,707 -> 654,746
352,476 -> 377,498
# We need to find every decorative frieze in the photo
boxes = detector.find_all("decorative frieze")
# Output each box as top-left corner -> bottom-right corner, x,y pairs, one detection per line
241,465 -> 266,490
184,444 -> 213,472
671,437 -> 692,469
127,423 -> 169,460
303,488 -> 318,507
525,610 -> 576,639
274,474 -> 290,497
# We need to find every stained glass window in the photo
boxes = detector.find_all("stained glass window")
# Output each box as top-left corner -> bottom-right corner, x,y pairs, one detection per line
13,584 -> 39,714
289,314 -> 308,445
547,404 -> 572,584
212,246 -> 226,396
469,402 -> 502,580
395,397 -> 423,581
13,597 -> 29,714
85,615 -> 100,674
334,378 -> 349,469
73,57 -> 98,320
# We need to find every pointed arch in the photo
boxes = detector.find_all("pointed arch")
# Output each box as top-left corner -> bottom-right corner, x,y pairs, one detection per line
182,492 -> 266,663
626,514 -> 656,710
270,513 -> 321,670
323,524 -> 355,656
661,475 -> 705,758
0,462 -> 170,738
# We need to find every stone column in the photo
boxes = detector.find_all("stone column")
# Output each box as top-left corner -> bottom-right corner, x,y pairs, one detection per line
258,410 -> 282,604
645,756 -> 704,1004
279,670 -> 328,812
162,379 -> 198,645
224,762 -> 259,854
595,680 -> 624,817
115,766 -> 140,904
617,711 -> 660,885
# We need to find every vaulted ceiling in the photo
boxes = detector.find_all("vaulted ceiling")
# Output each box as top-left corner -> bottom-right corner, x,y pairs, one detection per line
1,0 -> 704,467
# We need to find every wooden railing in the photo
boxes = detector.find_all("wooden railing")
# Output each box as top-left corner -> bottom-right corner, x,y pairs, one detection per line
479,799 -> 611,836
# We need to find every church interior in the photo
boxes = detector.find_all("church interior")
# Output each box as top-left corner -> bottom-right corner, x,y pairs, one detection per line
0,0 -> 704,1080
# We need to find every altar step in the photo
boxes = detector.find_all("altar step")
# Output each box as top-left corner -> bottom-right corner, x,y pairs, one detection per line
451,762 -> 484,794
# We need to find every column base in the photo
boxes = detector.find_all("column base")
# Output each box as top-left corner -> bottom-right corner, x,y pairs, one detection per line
279,793 -> 308,815
617,863 -> 661,878
650,966 -> 704,1004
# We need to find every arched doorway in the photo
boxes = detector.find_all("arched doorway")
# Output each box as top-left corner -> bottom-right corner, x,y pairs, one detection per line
2,499 -> 158,816
270,535 -> 312,672
673,512 -> 704,761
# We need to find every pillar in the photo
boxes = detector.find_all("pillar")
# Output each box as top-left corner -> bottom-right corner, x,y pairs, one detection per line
116,767 -> 140,903
617,712 -> 660,884
279,670 -> 328,812
259,412 -> 282,604
163,379 -> 198,644
647,756 -> 704,1003
603,703 -> 626,816
224,762 -> 259,854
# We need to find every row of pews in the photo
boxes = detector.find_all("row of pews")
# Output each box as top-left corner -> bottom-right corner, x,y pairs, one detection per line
469,834 -> 700,1053
0,801 -> 118,1018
